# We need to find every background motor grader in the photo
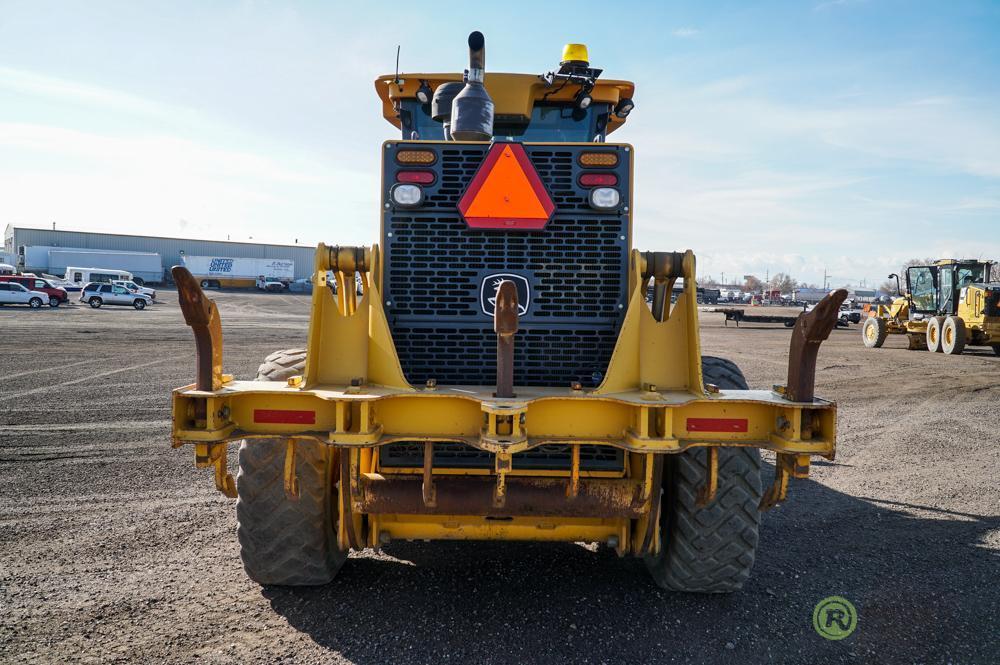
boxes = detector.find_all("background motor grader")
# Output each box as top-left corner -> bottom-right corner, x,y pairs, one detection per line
171,33 -> 847,592
862,259 -> 1000,355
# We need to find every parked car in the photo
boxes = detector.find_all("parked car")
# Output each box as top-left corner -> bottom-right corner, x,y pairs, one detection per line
0,275 -> 69,307
0,282 -> 49,308
80,283 -> 152,310
112,279 -> 157,300
288,277 -> 313,294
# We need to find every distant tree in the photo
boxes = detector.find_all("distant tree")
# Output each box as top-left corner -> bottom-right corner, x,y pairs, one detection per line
743,275 -> 762,293
879,279 -> 900,296
991,262 -> 1000,282
770,272 -> 797,294
699,275 -> 719,288
899,258 -> 936,278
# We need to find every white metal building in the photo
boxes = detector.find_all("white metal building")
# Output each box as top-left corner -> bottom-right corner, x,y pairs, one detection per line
4,224 -> 317,282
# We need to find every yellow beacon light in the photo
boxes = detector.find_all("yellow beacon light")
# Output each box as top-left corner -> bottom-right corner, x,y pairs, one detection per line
561,43 -> 590,67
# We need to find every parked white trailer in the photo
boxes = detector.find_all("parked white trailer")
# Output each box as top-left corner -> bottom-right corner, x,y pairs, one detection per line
63,267 -> 136,291
181,256 -> 294,289
793,287 -> 834,304
21,246 -> 163,284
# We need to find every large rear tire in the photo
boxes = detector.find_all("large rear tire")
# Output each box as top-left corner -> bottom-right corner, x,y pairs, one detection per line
644,357 -> 762,593
235,348 -> 346,586
862,317 -> 888,348
926,316 -> 945,352
256,348 -> 307,380
941,316 -> 966,355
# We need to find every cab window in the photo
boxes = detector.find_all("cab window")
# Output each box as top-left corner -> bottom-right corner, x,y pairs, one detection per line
956,264 -> 985,287
113,286 -> 127,294
34,280 -> 47,289
400,100 -> 609,142
908,267 -> 937,312
73,272 -> 82,282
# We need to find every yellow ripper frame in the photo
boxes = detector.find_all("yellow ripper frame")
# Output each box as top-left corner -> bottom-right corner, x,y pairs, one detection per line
170,243 -> 846,555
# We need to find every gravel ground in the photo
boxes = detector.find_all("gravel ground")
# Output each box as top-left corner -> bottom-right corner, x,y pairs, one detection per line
1,291 -> 997,664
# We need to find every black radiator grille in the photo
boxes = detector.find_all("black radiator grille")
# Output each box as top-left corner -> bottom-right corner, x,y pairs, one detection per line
383,141 -> 630,388
379,441 -> 624,471
385,214 -> 625,320
390,324 -> 618,387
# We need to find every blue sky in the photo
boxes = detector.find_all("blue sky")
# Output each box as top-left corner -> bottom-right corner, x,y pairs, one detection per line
1,0 -> 998,286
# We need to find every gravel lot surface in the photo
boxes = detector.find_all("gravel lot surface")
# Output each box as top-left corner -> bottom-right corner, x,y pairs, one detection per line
1,291 -> 997,664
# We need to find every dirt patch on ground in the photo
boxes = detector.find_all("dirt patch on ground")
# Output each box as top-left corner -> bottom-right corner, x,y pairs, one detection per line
1,293 -> 997,663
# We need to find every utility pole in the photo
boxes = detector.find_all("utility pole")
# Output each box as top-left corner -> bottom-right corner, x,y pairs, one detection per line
823,267 -> 828,290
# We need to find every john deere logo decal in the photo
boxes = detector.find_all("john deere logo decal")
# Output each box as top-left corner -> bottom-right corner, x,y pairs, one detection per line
480,273 -> 530,317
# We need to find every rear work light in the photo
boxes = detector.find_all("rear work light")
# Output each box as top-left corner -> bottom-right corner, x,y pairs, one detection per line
579,173 -> 618,187
589,187 -> 620,210
395,149 -> 436,165
396,171 -> 435,184
579,152 -> 619,167
390,183 -> 423,207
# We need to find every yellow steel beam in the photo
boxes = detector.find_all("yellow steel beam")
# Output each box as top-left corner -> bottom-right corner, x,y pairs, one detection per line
173,388 -> 836,458
372,513 -> 628,545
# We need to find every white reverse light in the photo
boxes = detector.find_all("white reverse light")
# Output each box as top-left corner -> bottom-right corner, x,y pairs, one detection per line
391,183 -> 423,207
589,187 -> 620,210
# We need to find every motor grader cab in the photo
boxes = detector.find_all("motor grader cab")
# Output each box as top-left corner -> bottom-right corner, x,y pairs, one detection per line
170,33 -> 848,592
863,259 -> 1000,355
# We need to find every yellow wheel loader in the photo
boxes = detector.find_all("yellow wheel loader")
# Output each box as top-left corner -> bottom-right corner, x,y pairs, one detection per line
170,33 -> 847,592
862,259 -> 1000,355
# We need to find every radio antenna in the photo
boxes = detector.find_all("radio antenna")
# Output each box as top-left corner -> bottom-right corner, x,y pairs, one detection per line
394,45 -> 401,84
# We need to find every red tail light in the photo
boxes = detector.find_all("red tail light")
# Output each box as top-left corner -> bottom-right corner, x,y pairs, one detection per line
579,173 -> 618,187
396,171 -> 436,184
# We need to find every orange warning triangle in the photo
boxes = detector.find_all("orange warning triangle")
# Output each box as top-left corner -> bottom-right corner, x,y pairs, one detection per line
458,142 -> 555,230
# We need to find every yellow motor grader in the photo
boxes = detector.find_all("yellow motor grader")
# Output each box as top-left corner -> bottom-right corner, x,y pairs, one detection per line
171,33 -> 847,592
862,259 -> 1000,355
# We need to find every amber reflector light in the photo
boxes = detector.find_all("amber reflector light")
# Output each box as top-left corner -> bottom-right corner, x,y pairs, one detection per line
396,150 -> 436,165
578,152 -> 619,167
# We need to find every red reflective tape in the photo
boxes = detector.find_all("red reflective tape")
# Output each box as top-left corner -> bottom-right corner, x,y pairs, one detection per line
686,417 -> 748,433
254,409 -> 315,424
462,216 -> 550,230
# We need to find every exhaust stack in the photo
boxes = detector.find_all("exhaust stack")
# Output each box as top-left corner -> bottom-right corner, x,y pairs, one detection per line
450,31 -> 494,141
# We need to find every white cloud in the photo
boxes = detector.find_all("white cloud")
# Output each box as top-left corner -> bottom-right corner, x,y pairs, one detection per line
0,67 -> 195,123
620,72 -> 1000,284
0,123 -> 375,246
672,28 -> 700,38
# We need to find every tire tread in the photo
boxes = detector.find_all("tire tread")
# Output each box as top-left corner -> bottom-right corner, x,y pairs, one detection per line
645,356 -> 762,593
235,348 -> 345,586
